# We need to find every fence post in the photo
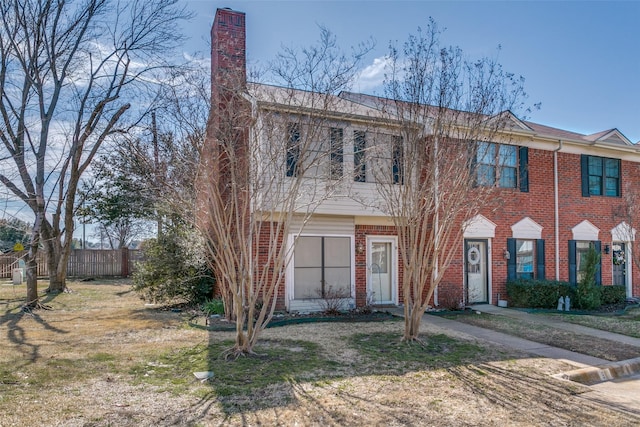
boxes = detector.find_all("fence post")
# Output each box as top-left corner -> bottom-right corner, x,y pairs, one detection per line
121,248 -> 129,278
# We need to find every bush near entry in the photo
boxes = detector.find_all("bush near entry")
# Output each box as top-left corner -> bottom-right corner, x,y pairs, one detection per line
600,285 -> 626,305
506,279 -> 575,308
507,279 -> 626,310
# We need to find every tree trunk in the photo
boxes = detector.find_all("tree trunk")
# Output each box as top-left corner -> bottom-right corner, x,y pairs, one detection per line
403,302 -> 423,341
24,249 -> 39,308
42,222 -> 69,293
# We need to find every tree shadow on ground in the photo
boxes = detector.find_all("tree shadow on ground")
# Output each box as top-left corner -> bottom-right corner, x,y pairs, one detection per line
165,327 -> 550,422
0,293 -> 68,365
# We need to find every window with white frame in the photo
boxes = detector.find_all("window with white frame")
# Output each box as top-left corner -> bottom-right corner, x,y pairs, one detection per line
476,142 -> 518,188
293,236 -> 351,299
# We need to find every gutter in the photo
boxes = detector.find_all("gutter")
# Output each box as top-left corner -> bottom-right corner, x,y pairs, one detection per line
554,140 -> 563,280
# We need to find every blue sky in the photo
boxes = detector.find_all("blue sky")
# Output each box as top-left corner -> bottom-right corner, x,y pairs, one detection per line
182,0 -> 640,142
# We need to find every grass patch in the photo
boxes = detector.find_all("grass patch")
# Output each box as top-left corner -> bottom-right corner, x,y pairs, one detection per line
350,332 -> 486,371
444,312 -> 639,361
130,338 -> 337,412
540,308 -> 640,338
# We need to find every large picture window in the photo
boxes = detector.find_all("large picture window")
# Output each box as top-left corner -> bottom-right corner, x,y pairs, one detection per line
293,236 -> 351,299
581,155 -> 620,197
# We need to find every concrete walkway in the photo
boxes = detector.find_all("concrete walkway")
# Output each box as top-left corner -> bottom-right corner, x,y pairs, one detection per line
472,304 -> 640,348
390,304 -> 640,369
391,305 -> 640,414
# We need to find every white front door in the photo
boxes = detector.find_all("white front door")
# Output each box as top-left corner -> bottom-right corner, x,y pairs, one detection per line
368,237 -> 396,305
466,240 -> 488,304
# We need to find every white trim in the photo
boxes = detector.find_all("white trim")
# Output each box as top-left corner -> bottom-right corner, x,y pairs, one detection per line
611,221 -> 636,242
285,232 -> 356,312
366,235 -> 398,305
511,217 -> 543,239
571,220 -> 600,241
464,238 -> 492,305
611,222 -> 635,298
463,214 -> 497,238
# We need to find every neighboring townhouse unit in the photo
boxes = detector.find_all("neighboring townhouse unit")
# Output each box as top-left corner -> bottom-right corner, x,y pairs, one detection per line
201,8 -> 640,313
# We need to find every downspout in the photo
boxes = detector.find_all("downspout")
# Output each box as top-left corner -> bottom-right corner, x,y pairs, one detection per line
553,140 -> 563,280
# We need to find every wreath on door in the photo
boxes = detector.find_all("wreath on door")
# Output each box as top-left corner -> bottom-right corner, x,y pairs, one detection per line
613,250 -> 625,266
467,247 -> 481,265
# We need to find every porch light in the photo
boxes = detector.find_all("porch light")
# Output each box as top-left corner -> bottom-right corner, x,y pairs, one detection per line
356,243 -> 365,254
503,249 -> 510,260
604,244 -> 610,254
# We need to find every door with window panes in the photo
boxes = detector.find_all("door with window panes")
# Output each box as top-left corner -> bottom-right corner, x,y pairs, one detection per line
465,240 -> 488,303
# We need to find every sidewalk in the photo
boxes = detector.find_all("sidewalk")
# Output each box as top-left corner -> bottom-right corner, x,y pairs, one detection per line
390,304 -> 640,368
391,305 -> 640,414
472,304 -> 640,348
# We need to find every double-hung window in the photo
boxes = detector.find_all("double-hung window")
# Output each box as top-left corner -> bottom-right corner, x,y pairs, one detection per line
581,155 -> 620,197
354,130 -> 366,182
476,142 -> 519,188
507,238 -> 545,281
392,135 -> 404,184
286,123 -> 300,177
568,240 -> 602,285
329,127 -> 343,179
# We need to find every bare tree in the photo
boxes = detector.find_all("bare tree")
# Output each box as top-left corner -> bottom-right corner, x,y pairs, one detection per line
365,22 -> 529,341
0,0 -> 188,307
199,26 -> 372,357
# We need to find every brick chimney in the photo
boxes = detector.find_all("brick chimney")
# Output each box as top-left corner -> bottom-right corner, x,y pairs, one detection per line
211,8 -> 246,105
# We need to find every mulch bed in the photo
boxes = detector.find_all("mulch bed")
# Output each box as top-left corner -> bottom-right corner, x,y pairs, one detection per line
194,310 -> 399,331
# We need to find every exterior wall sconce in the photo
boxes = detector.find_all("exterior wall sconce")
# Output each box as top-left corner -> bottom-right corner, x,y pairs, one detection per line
604,244 -> 610,254
356,243 -> 365,254
503,249 -> 510,260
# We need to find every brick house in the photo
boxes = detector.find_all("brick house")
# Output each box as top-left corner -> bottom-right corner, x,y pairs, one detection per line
202,8 -> 640,312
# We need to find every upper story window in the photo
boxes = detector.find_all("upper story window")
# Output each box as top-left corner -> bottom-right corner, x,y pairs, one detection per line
476,142 -> 517,188
286,123 -> 300,177
581,155 -> 620,197
392,135 -> 404,184
353,130 -> 366,182
329,127 -> 343,179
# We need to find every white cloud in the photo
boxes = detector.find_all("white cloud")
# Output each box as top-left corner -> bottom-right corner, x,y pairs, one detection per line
354,56 -> 391,93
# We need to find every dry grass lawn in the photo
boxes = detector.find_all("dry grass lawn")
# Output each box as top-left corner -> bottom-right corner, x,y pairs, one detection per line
1,279 -> 639,426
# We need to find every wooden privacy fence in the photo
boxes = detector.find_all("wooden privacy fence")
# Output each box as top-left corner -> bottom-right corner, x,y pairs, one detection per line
0,249 -> 142,279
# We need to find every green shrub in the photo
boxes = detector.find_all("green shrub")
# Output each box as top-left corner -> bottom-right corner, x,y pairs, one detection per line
574,245 -> 601,310
600,285 -> 626,305
202,298 -> 225,316
133,224 -> 214,305
506,279 -> 575,308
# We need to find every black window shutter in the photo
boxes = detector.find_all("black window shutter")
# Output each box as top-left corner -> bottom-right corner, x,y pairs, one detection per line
536,239 -> 545,280
580,154 -> 590,197
568,240 -> 577,284
470,142 -> 478,187
507,238 -> 516,281
593,240 -> 602,285
519,146 -> 529,193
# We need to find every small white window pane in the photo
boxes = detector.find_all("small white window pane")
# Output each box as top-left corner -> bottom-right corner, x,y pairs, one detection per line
499,145 -> 517,167
324,237 -> 351,267
294,268 -> 322,298
324,267 -> 351,295
500,167 -> 517,188
295,236 -> 322,267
